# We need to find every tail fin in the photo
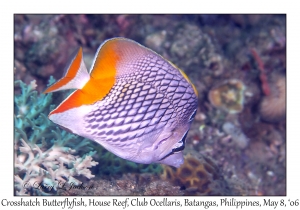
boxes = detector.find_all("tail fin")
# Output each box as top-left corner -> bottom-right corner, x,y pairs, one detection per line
44,47 -> 90,93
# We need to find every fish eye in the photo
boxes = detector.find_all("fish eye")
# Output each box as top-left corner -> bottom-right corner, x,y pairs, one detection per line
189,109 -> 197,121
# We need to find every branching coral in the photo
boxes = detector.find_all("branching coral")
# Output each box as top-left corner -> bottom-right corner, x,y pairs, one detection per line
14,139 -> 97,195
14,78 -> 98,195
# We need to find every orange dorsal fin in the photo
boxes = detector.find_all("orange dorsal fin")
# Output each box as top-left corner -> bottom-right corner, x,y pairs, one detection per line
44,47 -> 90,93
90,37 -> 150,79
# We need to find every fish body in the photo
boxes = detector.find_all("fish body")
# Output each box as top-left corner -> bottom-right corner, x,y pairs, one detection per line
44,38 -> 198,168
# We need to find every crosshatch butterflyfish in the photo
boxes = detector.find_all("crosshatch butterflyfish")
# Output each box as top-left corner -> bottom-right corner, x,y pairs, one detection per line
44,37 -> 198,168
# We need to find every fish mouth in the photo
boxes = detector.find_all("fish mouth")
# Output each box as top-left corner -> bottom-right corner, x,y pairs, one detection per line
158,130 -> 188,161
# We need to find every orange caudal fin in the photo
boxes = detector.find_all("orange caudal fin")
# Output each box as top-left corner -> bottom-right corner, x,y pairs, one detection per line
49,38 -> 153,115
44,47 -> 90,94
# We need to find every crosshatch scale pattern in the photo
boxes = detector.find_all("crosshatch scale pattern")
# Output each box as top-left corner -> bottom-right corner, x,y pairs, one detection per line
84,53 -> 197,147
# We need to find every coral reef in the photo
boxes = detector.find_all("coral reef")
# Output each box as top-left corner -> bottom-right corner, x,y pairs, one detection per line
14,14 -> 286,195
208,79 -> 246,114
161,153 -> 233,195
259,75 -> 286,123
93,146 -> 163,177
222,122 -> 249,149
14,78 -> 164,195
14,15 -> 79,89
169,24 -> 223,78
14,139 -> 98,195
58,173 -> 183,196
14,78 -> 98,195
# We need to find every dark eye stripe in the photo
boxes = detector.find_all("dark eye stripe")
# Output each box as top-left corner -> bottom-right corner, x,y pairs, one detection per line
158,130 -> 189,161
172,130 -> 188,153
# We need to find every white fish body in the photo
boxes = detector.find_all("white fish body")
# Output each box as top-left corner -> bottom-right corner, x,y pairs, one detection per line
44,37 -> 198,168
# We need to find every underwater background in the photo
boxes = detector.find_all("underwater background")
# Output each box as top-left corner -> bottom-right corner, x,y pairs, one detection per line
14,14 -> 286,195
